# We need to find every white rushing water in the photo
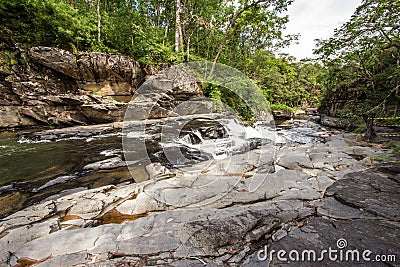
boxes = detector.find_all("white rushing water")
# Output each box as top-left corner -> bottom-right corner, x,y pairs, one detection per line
165,118 -> 276,161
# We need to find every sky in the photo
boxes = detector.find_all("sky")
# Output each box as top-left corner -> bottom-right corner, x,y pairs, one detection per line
279,0 -> 362,60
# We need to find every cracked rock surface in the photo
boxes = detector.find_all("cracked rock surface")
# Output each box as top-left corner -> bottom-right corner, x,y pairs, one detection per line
0,134 -> 398,266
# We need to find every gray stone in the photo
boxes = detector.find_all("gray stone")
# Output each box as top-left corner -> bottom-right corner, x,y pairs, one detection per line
271,229 -> 287,241
32,175 -> 77,192
35,252 -> 88,267
83,157 -> 125,171
0,201 -> 57,232
267,217 -> 400,266
326,161 -> 400,221
0,219 -> 60,264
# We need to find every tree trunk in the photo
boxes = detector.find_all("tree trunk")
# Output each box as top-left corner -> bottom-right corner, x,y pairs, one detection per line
174,0 -> 183,52
157,4 -> 161,28
97,0 -> 101,43
394,85 -> 399,116
186,31 -> 194,61
363,115 -> 376,141
209,0 -> 265,77
163,23 -> 169,46
130,26 -> 135,54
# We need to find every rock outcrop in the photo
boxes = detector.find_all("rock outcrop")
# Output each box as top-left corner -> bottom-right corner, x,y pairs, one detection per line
272,109 -> 293,120
1,47 -> 204,128
125,64 -> 203,120
29,46 -> 145,96
320,114 -> 354,129
0,47 -> 146,128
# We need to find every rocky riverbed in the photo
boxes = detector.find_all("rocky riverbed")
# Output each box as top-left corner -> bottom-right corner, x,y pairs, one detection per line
1,128 -> 398,266
1,46 -> 399,266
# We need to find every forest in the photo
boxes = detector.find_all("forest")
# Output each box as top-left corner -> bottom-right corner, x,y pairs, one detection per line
0,0 -> 399,121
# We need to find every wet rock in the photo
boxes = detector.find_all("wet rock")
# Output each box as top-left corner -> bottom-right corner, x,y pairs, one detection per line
1,132 -> 395,265
83,157 -> 125,171
0,192 -> 27,219
23,123 -> 118,142
272,110 -> 293,120
0,185 -> 14,194
32,175 -> 77,192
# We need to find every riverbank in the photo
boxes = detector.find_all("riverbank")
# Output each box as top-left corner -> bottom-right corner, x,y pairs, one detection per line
1,129 -> 398,266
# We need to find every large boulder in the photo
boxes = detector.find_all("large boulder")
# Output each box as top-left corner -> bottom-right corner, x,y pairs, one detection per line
0,47 -> 206,128
29,46 -> 145,96
272,109 -> 293,120
125,64 -> 203,120
320,114 -> 354,129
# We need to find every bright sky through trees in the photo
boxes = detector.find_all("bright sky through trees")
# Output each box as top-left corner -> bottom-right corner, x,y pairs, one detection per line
280,0 -> 362,60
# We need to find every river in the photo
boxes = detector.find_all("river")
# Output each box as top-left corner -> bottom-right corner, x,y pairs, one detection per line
0,116 -> 326,217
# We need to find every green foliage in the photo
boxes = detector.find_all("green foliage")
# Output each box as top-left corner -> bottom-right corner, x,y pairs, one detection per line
0,0 -> 327,117
269,104 -> 294,113
315,0 -> 400,118
236,50 -> 325,109
0,0 -> 97,51
353,125 -> 365,134
92,88 -> 104,96
382,141 -> 396,149
203,83 -> 255,121
336,109 -> 355,118
373,153 -> 388,162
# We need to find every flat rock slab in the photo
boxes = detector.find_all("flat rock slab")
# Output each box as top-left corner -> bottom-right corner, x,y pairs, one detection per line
245,217 -> 400,266
244,156 -> 400,267
0,134 -> 397,266
326,157 -> 400,221
9,200 -> 312,265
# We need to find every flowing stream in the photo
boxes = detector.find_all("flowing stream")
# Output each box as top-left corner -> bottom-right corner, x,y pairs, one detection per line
0,116 -> 326,217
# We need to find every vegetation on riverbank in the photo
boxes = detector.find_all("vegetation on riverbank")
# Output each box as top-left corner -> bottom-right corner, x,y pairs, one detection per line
0,0 -> 398,123
315,0 -> 399,120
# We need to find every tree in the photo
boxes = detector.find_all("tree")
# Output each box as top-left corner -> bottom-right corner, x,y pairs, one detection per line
209,0 -> 293,76
97,0 -> 101,43
315,0 -> 399,139
174,0 -> 183,52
